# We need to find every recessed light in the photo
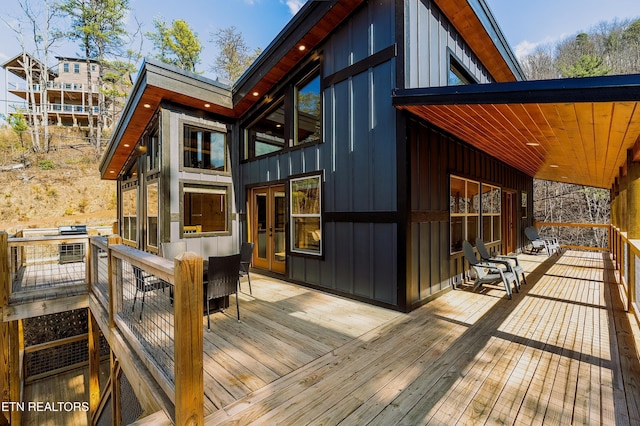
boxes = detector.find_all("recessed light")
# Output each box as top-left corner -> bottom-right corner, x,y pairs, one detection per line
204,103 -> 211,108
276,124 -> 282,128
123,143 -> 130,148
143,103 -> 151,108
526,142 -> 540,146
109,170 -> 115,174
252,91 -> 259,97
298,45 -> 306,51
550,164 -> 559,168
561,176 -> 568,179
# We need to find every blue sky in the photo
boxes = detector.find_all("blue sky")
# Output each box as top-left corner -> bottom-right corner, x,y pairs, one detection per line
1,0 -> 640,118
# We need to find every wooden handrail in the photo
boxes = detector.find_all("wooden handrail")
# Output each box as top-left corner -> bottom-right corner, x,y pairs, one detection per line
535,221 -> 610,229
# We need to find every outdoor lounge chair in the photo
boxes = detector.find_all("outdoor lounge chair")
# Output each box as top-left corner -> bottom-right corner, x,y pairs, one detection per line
205,254 -> 241,330
476,238 -> 526,291
239,242 -> 254,295
525,226 -> 561,256
462,240 -> 517,299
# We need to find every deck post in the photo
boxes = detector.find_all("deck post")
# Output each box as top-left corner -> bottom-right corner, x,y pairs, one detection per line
626,150 -> 640,307
1,232 -> 8,425
88,309 -> 101,420
173,252 -> 204,426
8,320 -> 20,426
107,235 -> 122,328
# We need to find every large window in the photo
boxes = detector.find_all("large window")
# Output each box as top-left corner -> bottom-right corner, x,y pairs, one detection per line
450,176 -> 479,253
245,64 -> 321,159
182,184 -> 229,236
146,129 -> 160,172
448,56 -> 476,86
482,184 -> 501,243
290,175 -> 322,255
295,73 -> 321,146
122,188 -> 138,244
246,99 -> 286,157
183,125 -> 227,172
147,182 -> 159,249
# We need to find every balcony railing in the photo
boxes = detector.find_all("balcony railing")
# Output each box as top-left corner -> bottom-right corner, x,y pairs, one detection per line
12,103 -> 100,115
8,81 -> 98,93
0,233 -> 204,424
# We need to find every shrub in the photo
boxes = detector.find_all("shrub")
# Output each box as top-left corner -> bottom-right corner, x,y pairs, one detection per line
38,160 -> 56,170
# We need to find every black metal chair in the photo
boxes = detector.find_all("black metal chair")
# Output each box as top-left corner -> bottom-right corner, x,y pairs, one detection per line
205,254 -> 242,330
131,265 -> 172,321
239,242 -> 254,295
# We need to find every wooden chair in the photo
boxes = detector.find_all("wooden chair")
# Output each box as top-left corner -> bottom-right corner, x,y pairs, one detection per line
476,238 -> 526,291
205,254 -> 241,330
131,265 -> 172,321
525,226 -> 560,256
239,242 -> 254,295
462,240 -> 516,299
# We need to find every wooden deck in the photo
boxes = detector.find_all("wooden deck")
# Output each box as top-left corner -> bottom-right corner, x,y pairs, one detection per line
201,250 -> 640,425
17,250 -> 640,425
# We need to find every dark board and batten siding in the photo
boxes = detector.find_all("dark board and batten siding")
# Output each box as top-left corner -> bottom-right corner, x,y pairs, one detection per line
406,117 -> 533,309
241,0 -> 400,307
404,0 -> 493,88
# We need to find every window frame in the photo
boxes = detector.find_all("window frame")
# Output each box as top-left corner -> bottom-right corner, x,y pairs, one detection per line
447,52 -> 478,86
481,183 -> 502,244
179,181 -> 232,238
122,185 -> 138,246
450,175 -> 480,254
179,119 -> 230,175
146,179 -> 160,250
73,63 -> 80,74
63,63 -> 69,73
289,172 -> 323,257
243,60 -> 322,160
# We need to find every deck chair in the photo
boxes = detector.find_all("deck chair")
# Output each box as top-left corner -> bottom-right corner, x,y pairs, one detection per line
239,242 -> 254,295
205,254 -> 241,330
462,240 -> 516,299
161,241 -> 187,260
525,226 -> 560,256
476,239 -> 526,291
132,265 -> 172,321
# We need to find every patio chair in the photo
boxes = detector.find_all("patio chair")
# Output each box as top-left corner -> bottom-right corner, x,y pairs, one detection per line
462,240 -> 516,299
239,242 -> 254,295
161,241 -> 187,260
476,238 -> 526,291
525,226 -> 561,256
132,265 -> 172,321
205,254 -> 242,330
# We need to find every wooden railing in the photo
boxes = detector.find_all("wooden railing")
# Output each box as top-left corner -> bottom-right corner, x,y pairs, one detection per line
87,236 -> 204,425
1,232 -> 204,425
534,221 -> 610,251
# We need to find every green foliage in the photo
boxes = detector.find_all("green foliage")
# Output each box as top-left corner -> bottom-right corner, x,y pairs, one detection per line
7,110 -> 29,147
559,54 -> 612,77
38,160 -> 56,170
210,26 -> 261,81
147,17 -> 202,73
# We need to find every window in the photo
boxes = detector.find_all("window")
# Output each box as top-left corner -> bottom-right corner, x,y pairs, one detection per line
73,63 -> 80,74
290,175 -> 322,255
123,188 -> 138,243
147,129 -> 159,172
63,63 -> 69,73
91,64 -> 96,72
182,184 -> 229,236
183,125 -> 227,172
522,192 -> 528,218
482,184 -> 501,243
244,63 -> 321,159
246,100 -> 286,157
295,73 -> 321,146
448,56 -> 476,86
147,182 -> 159,249
450,176 -> 480,253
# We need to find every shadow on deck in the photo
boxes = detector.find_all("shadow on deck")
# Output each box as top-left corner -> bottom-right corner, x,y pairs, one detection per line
201,250 -> 640,425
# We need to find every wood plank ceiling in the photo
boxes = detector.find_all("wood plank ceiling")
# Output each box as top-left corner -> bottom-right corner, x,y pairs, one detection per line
394,76 -> 640,189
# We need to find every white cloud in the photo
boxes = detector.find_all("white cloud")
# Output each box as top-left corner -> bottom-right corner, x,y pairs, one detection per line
285,0 -> 305,15
514,40 -> 539,59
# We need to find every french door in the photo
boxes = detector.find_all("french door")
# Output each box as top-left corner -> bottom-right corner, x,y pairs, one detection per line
250,185 -> 286,274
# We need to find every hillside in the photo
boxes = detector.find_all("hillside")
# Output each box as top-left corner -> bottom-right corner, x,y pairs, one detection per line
0,126 -> 117,235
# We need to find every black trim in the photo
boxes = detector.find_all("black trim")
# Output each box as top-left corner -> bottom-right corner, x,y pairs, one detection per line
324,211 -> 398,223
393,73 -> 640,106
322,44 -> 397,88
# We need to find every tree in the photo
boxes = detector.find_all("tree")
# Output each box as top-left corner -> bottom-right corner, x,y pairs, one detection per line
7,110 -> 29,147
559,54 -> 612,77
59,0 -> 130,152
1,0 -> 63,153
210,26 -> 261,82
147,17 -> 202,73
